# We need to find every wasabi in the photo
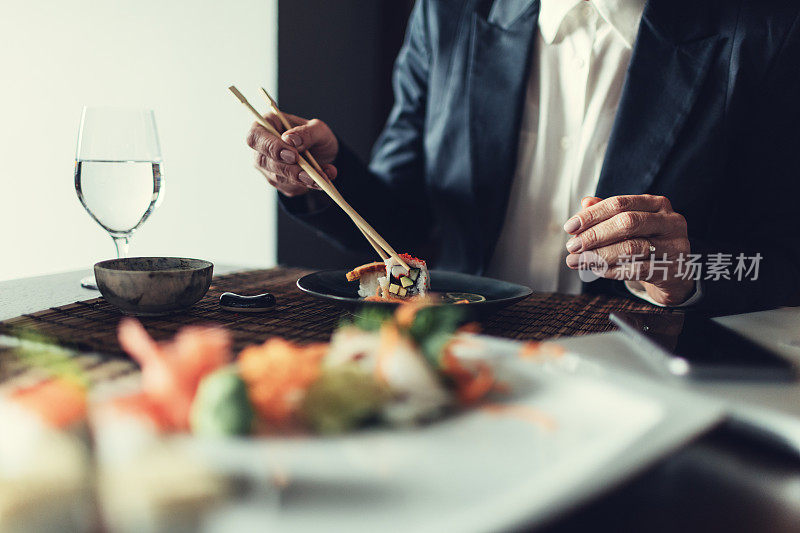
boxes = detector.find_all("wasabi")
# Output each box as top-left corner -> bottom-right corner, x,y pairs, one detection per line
190,369 -> 254,436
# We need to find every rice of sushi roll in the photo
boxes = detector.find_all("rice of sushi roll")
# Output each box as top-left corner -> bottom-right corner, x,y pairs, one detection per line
345,262 -> 387,298
383,254 -> 429,299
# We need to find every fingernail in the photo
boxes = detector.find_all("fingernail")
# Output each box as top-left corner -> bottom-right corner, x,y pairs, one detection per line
566,254 -> 580,268
563,217 -> 581,233
279,150 -> 296,163
298,171 -> 313,186
566,237 -> 582,253
283,133 -> 301,147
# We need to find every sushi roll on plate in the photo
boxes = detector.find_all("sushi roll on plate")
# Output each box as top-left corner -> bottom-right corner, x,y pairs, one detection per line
345,262 -> 387,298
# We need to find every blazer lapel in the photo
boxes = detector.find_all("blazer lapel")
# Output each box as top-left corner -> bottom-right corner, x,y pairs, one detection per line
596,5 -> 723,197
468,0 -> 540,265
486,0 -> 538,27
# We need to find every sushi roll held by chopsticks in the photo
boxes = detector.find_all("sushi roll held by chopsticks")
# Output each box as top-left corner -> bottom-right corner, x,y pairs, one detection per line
383,254 -> 429,299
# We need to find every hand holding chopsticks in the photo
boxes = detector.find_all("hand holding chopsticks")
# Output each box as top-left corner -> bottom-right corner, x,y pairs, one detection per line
229,86 -> 407,269
258,88 -> 324,176
257,87 -> 388,261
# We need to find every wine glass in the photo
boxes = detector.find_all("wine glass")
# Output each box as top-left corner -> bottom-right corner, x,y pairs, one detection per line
74,107 -> 164,289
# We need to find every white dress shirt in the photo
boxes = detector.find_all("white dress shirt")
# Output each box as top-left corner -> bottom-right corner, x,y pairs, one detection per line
487,0 -> 645,294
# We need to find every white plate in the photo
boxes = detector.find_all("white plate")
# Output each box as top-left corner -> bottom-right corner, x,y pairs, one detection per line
185,334 -> 724,533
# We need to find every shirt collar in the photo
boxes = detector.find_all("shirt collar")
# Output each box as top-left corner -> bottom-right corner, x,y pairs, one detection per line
538,0 -> 582,44
539,0 -> 646,49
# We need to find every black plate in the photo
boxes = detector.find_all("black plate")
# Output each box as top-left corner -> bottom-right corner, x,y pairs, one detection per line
297,270 -> 532,317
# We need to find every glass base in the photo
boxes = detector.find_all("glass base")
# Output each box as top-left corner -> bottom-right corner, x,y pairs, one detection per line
80,274 -> 99,290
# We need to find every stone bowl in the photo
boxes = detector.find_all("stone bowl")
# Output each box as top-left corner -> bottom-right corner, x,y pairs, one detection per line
94,257 -> 214,316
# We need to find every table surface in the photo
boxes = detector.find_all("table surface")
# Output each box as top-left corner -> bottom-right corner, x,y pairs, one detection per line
2,268 -> 800,532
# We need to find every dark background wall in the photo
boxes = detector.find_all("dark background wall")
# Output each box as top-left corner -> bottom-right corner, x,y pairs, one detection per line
276,0 -> 415,268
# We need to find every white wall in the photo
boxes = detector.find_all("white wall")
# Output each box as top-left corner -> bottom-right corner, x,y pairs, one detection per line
0,0 -> 277,281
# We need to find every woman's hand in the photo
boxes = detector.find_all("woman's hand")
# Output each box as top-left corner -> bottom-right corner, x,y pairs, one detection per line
564,195 -> 695,306
246,113 -> 339,197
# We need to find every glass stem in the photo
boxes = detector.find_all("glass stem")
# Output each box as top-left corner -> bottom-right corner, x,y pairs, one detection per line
112,235 -> 130,258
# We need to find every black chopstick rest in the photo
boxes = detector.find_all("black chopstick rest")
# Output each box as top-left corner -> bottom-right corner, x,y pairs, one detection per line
219,292 -> 276,313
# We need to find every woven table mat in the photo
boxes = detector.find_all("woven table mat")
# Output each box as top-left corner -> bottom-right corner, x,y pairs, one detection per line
0,267 -> 667,385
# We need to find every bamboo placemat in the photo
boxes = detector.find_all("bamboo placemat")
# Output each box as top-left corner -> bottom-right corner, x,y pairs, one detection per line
0,267 -> 666,386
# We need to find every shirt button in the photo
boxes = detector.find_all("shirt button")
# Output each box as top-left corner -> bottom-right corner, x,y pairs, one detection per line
575,57 -> 586,69
560,136 -> 572,150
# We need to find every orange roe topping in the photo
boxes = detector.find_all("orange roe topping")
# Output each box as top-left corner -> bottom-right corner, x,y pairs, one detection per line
238,338 -> 327,427
398,253 -> 426,266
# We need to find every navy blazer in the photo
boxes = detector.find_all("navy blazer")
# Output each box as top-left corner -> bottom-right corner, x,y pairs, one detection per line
282,0 -> 800,313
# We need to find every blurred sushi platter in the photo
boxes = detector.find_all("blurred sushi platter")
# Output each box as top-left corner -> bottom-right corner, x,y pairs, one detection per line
0,303 -> 722,533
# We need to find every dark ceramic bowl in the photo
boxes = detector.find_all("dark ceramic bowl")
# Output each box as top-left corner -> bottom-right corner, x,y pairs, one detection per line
94,257 -> 213,316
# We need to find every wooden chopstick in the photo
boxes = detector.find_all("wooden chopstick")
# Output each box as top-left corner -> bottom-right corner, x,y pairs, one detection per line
258,87 -> 389,261
229,86 -> 407,270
